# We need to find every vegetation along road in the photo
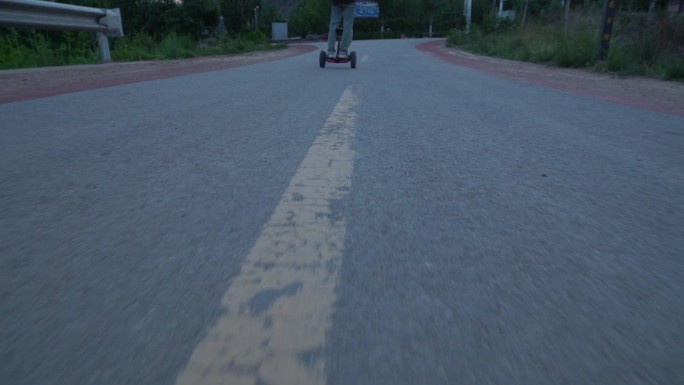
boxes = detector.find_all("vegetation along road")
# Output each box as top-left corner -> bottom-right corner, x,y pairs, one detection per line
1,39 -> 683,385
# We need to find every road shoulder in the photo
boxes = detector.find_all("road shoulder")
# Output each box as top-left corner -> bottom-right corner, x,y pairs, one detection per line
417,39 -> 684,118
0,45 -> 316,104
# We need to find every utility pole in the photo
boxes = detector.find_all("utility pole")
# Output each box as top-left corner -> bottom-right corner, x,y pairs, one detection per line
596,0 -> 620,61
564,0 -> 572,34
464,0 -> 472,33
254,6 -> 259,31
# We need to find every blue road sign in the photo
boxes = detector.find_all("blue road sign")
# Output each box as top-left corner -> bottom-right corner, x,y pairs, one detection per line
355,1 -> 380,18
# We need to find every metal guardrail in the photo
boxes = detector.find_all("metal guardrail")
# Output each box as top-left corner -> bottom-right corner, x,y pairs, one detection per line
0,0 -> 123,62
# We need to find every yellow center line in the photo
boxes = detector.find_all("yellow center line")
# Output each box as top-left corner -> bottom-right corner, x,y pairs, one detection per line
175,85 -> 358,385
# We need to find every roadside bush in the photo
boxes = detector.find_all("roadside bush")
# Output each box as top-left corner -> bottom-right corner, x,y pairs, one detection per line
158,33 -> 195,59
481,12 -> 516,35
447,30 -> 470,46
111,33 -> 158,61
660,57 -> 684,80
241,30 -> 268,44
615,12 -> 684,68
607,42 -> 643,74
0,29 -> 98,69
0,29 -> 35,69
553,29 -> 596,67
446,7 -> 683,80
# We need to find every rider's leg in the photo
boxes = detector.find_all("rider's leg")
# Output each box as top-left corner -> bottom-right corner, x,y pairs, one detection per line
327,5 -> 343,54
339,3 -> 355,53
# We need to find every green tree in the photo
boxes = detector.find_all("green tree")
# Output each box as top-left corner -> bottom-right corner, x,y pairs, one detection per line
289,0 -> 329,37
220,0 -> 262,34
183,0 -> 221,37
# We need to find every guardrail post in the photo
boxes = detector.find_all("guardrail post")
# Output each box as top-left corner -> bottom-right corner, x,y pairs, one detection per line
97,32 -> 111,62
99,8 -> 121,62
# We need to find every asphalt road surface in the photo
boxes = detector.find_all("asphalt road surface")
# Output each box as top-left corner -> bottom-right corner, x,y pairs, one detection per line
1,39 -> 683,385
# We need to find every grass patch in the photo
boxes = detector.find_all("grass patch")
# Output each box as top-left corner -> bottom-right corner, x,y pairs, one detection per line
658,57 -> 684,80
0,29 -> 99,69
158,33 -> 195,59
553,28 -> 596,67
111,31 -> 273,62
447,9 -> 684,81
607,42 -> 647,75
1,29 -> 279,69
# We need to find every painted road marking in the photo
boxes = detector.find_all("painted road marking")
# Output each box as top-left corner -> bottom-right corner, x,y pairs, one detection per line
175,86 -> 358,385
448,50 -> 477,59
362,55 -> 369,63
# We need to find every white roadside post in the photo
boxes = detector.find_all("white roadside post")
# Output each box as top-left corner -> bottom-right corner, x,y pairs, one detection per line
464,0 -> 472,33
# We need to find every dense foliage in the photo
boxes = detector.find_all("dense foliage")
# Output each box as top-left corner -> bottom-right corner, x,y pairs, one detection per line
55,0 -> 275,37
288,0 -> 460,38
0,0 -> 282,68
446,1 -> 684,79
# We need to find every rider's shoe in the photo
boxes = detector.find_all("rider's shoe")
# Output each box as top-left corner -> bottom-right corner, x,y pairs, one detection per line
328,50 -> 336,58
337,49 -> 348,59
